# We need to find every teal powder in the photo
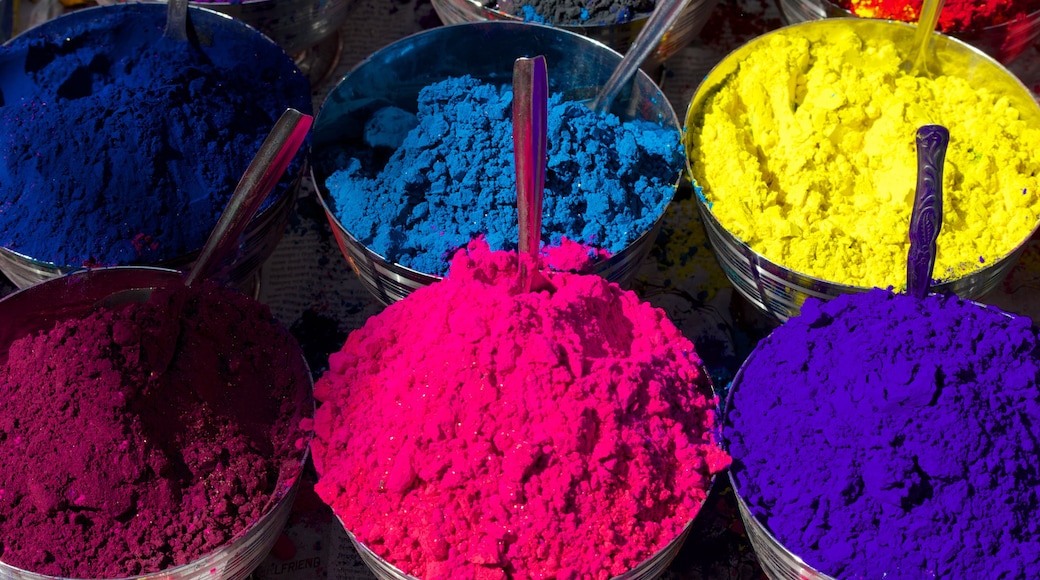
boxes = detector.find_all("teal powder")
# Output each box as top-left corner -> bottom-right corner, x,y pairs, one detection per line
0,5 -> 312,267
726,289 -> 1040,578
323,75 -> 681,276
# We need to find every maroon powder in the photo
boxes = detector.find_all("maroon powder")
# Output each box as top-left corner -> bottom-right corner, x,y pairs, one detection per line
0,281 -> 310,578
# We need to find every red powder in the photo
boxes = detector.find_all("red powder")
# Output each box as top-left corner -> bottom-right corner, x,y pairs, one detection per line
0,281 -> 310,577
311,240 -> 729,579
835,0 -> 1040,31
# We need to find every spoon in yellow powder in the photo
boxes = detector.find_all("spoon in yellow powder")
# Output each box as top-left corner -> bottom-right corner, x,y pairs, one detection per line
907,125 -> 950,298
905,0 -> 948,76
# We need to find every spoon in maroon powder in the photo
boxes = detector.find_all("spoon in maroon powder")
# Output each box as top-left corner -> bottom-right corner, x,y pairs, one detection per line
513,55 -> 548,293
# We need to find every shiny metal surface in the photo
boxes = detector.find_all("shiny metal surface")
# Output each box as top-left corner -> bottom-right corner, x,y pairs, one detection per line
776,0 -> 1040,64
0,267 -> 313,580
341,515 -> 695,580
430,0 -> 720,66
311,21 -> 682,305
194,0 -> 357,56
683,18 -> 1040,321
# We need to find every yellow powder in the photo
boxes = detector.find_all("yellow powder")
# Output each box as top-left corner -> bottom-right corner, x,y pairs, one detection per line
688,25 -> 1040,289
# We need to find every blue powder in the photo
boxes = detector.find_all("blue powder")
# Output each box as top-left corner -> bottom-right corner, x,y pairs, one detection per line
323,75 -> 681,277
0,5 -> 312,267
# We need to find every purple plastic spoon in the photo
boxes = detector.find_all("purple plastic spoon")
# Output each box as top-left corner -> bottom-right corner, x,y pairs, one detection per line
906,124 -> 950,299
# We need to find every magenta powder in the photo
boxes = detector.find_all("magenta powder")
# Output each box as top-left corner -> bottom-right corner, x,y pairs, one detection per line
726,289 -> 1040,578
311,240 -> 730,580
0,281 -> 310,577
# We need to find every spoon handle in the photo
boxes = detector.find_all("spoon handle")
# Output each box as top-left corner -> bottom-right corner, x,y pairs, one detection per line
906,124 -> 949,299
185,108 -> 313,286
908,0 -> 947,76
590,0 -> 687,114
164,0 -> 190,42
513,56 -> 548,260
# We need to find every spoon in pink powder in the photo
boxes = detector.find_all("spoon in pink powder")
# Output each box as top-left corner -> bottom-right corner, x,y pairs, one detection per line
906,124 -> 950,298
512,55 -> 548,292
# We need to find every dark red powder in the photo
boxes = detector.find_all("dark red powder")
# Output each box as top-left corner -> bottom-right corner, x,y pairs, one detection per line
835,0 -> 1040,31
0,281 -> 310,578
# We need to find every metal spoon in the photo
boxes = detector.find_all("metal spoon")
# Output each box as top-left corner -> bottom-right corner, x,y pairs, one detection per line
906,124 -> 950,299
906,0 -> 947,76
184,108 -> 313,286
589,0 -> 687,114
513,55 -> 548,291
164,0 -> 190,42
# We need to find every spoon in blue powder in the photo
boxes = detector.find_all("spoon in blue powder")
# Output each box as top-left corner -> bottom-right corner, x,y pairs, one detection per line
512,55 -> 548,292
139,108 -> 312,374
906,124 -> 950,299
589,0 -> 686,114
164,0 -> 190,42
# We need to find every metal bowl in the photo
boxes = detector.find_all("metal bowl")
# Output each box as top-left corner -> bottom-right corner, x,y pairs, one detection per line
776,0 -> 1040,64
0,4 -> 310,292
721,348 -> 835,580
311,21 -> 682,305
187,0 -> 356,57
683,18 -> 1040,321
0,266 -> 313,580
430,0 -> 720,67
340,517 -> 695,580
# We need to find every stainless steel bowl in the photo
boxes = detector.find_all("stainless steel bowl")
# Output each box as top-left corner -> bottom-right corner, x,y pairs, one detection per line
0,266 -> 313,580
190,0 -> 356,57
430,0 -> 720,67
311,21 -> 682,305
683,18 -> 1040,322
776,0 -> 1040,64
0,4 -> 310,293
340,517 -> 695,580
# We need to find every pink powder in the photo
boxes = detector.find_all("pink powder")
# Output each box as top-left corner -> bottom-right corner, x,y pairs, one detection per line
0,281 -> 311,577
541,236 -> 612,273
311,240 -> 729,579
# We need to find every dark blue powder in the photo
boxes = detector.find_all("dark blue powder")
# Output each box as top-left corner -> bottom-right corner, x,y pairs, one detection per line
0,5 -> 312,267
323,75 -> 681,277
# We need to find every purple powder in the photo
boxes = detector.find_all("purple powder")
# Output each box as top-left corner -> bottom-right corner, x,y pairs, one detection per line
0,281 -> 311,577
726,288 -> 1040,578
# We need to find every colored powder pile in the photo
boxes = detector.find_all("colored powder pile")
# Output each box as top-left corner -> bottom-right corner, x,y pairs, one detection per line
501,0 -> 653,25
833,0 -> 1039,32
0,4 -> 312,268
322,75 -> 681,277
726,288 -> 1040,578
310,240 -> 729,580
0,280 -> 311,577
688,24 -> 1040,289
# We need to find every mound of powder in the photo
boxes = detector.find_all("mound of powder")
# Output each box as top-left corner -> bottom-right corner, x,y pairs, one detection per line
833,0 -> 1039,32
322,75 -> 681,277
0,4 -> 312,268
687,23 -> 1040,289
0,280 -> 311,577
726,288 -> 1040,578
310,239 -> 729,580
504,0 -> 653,25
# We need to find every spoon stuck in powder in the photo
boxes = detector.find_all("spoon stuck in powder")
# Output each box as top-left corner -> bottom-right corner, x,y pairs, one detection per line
512,55 -> 548,292
906,124 -> 950,299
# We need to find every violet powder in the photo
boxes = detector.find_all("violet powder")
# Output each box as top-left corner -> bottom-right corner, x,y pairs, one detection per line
726,288 -> 1040,578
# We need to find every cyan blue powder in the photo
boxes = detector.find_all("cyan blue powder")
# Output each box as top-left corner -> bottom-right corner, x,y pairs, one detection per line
323,75 -> 681,277
0,5 -> 312,267
508,0 -> 649,25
